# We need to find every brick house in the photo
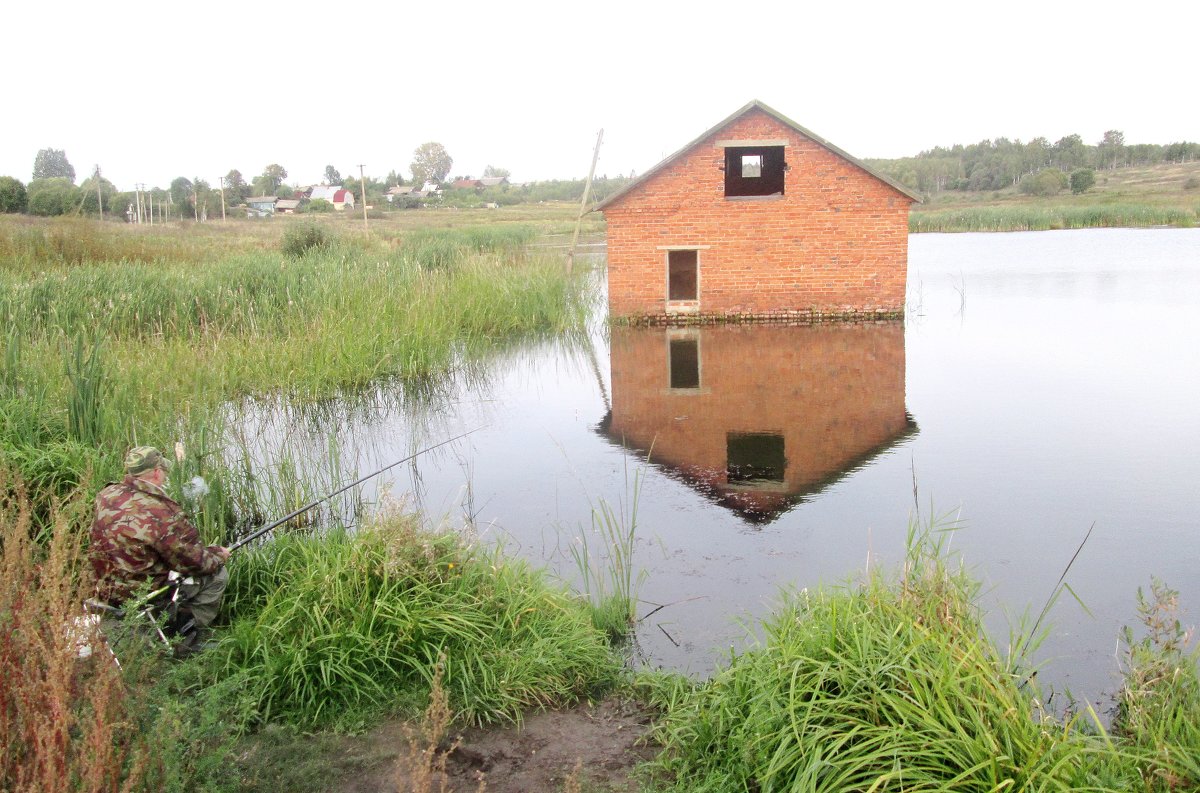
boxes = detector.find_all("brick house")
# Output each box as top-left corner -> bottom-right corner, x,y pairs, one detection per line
595,100 -> 920,322
598,323 -> 916,523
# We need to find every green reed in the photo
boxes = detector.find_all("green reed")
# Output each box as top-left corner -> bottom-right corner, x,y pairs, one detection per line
0,219 -> 585,523
910,204 -> 1198,233
207,514 -> 619,730
570,464 -> 646,641
644,519 -> 1200,792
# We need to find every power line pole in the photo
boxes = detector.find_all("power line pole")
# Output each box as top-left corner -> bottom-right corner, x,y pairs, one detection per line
567,128 -> 603,274
218,176 -> 226,221
357,163 -> 368,233
94,165 -> 104,220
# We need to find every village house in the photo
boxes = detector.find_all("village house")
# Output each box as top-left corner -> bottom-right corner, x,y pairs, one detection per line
595,100 -> 920,322
245,196 -> 278,217
309,185 -> 355,211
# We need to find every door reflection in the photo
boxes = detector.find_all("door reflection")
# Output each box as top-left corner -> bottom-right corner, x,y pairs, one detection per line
599,322 -> 917,524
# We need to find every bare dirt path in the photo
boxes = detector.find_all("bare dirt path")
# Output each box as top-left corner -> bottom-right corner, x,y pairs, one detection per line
337,698 -> 659,793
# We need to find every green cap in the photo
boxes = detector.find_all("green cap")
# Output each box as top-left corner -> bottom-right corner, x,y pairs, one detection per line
124,446 -> 171,475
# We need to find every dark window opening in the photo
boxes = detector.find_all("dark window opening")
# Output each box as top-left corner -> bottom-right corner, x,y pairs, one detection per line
727,432 -> 786,483
668,249 -> 698,301
669,338 -> 700,389
724,146 -> 785,197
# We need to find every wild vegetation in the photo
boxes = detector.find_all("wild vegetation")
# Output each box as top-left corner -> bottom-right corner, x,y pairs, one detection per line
2,215 -> 1197,791
642,523 -> 1200,792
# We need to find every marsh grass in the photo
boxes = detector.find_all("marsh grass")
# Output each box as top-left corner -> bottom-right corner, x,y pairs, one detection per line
207,512 -> 619,730
910,204 -> 1198,233
645,518 -> 1160,792
570,465 -> 646,641
0,217 -> 585,540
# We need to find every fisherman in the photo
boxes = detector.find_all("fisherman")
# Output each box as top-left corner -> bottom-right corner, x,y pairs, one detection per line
90,446 -> 230,652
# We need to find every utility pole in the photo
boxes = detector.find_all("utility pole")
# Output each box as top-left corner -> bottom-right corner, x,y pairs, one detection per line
148,190 -> 154,226
357,163 -> 368,233
218,176 -> 226,221
567,129 -> 603,274
94,165 -> 103,220
135,183 -> 144,224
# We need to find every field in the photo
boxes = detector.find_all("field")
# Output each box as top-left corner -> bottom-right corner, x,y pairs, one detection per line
2,210 -> 1198,792
910,161 -> 1200,232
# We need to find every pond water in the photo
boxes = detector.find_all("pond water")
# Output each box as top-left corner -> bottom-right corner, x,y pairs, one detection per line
236,227 -> 1200,709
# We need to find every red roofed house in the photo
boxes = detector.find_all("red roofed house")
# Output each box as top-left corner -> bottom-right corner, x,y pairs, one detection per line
595,100 -> 920,322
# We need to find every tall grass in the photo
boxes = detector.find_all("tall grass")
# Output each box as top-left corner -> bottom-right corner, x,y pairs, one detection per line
910,204 -> 1198,233
206,512 -> 620,730
643,519 -> 1200,792
0,218 -> 585,536
0,474 -> 148,792
570,465 -> 646,640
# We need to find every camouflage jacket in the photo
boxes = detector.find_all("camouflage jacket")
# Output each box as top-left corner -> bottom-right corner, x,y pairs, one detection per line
89,475 -> 225,604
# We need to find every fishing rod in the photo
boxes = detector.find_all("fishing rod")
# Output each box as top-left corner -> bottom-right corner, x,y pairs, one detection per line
227,427 -> 482,552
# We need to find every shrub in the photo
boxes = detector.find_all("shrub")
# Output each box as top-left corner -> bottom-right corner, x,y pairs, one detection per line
303,198 -> 333,213
1020,168 -> 1068,196
280,223 -> 331,257
1071,168 -> 1097,194
0,176 -> 27,213
1183,176 -> 1199,191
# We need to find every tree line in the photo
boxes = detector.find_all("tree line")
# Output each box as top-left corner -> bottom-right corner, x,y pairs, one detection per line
0,143 -> 633,219
865,132 -> 1200,196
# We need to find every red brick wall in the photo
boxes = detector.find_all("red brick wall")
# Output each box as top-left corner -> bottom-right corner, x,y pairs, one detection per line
603,108 -> 913,321
605,322 -> 912,518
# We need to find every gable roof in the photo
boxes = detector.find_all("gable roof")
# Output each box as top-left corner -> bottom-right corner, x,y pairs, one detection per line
594,99 -> 921,211
309,185 -> 341,201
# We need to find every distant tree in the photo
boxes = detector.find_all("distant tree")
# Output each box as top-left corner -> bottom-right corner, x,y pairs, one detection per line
410,142 -> 452,187
323,165 -> 342,184
26,178 -> 81,216
32,148 -> 75,182
223,169 -> 249,202
277,184 -> 296,199
305,198 -> 333,213
170,177 -> 194,215
260,163 -> 288,194
0,176 -> 27,213
385,169 -> 405,187
1097,130 -> 1125,169
483,165 -> 511,178
78,172 -> 118,215
1070,168 -> 1096,194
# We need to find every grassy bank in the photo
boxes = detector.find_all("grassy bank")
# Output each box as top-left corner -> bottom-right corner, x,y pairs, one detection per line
909,161 -> 1200,232
8,478 -> 1196,792
0,215 -> 586,527
641,527 -> 1200,792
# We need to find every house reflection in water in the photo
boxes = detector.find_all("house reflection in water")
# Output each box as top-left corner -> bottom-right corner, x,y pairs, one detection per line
598,322 -> 917,524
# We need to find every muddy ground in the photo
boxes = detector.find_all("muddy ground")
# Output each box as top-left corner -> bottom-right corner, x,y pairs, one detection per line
326,698 -> 660,793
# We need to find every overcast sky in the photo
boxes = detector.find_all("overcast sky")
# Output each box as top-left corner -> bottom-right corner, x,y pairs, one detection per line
5,0 -> 1197,191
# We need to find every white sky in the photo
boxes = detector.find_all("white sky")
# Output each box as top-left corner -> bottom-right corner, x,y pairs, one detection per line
5,0 -> 1197,191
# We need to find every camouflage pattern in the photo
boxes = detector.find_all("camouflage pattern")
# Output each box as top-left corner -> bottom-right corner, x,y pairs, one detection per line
90,475 -> 225,604
123,445 -> 171,475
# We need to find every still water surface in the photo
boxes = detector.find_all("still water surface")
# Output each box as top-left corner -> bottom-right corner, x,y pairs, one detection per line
239,227 -> 1200,707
